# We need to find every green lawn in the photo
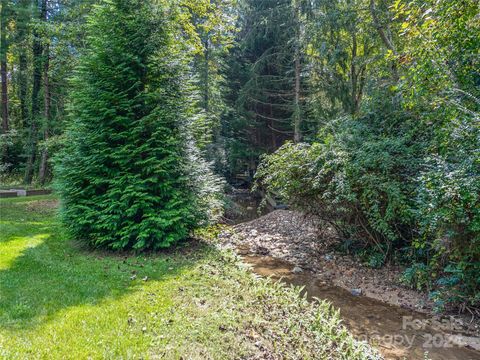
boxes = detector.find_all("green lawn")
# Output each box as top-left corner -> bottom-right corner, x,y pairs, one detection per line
0,196 -> 379,359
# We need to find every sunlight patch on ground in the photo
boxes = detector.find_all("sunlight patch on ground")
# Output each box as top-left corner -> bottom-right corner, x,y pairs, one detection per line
0,220 -> 48,226
0,275 -> 176,358
0,234 -> 50,270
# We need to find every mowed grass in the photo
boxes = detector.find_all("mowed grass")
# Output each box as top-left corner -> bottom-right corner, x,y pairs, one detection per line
0,196 -> 380,360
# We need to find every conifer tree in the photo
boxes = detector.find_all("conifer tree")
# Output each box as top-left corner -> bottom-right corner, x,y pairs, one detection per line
56,0 -> 212,250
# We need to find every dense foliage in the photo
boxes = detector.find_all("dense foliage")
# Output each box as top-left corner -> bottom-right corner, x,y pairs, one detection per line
55,0 -> 222,250
256,0 -> 479,311
0,0 -> 234,185
1,0 -> 96,185
256,112 -> 421,256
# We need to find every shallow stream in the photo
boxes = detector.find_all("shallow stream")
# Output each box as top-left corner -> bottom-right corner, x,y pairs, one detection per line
227,191 -> 480,359
243,255 -> 480,360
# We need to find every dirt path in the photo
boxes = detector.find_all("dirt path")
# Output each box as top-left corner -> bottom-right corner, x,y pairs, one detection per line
218,209 -> 480,359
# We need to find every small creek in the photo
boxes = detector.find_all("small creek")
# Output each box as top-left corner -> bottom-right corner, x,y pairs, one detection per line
242,255 -> 480,360
227,191 -> 480,359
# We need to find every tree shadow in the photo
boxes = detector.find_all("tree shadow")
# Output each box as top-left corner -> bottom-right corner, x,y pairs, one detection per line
0,207 -> 210,330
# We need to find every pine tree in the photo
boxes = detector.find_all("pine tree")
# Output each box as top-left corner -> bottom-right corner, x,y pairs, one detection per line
56,0 -> 209,250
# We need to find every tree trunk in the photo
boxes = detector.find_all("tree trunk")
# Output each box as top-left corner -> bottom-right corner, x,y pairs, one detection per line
293,2 -> 302,143
1,0 -> 8,134
369,0 -> 399,80
24,0 -> 47,184
351,32 -> 359,115
269,103 -> 277,149
18,52 -> 28,126
38,44 -> 50,185
16,0 -> 30,127
203,36 -> 210,113
293,55 -> 301,143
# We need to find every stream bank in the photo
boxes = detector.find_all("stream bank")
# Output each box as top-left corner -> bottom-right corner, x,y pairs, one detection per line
219,207 -> 480,360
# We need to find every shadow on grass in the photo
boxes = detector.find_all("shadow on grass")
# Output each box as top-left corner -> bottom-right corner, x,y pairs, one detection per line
0,198 -> 212,330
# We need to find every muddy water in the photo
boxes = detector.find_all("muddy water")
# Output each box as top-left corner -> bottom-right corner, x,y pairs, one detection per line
243,255 -> 480,360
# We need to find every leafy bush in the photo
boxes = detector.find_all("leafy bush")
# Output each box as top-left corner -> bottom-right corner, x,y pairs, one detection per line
55,0 -> 222,251
414,143 -> 480,309
256,113 -> 420,260
256,109 -> 480,310
401,263 -> 432,291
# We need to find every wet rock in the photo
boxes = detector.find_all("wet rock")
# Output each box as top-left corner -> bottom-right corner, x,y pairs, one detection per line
238,247 -> 250,256
292,266 -> 303,274
351,288 -> 362,296
255,246 -> 270,255
323,270 -> 334,278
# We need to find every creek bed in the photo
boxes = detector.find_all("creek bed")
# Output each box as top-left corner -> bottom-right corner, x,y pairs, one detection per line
243,254 -> 480,360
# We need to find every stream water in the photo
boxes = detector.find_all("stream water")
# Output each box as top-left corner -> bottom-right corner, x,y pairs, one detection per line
243,255 -> 480,360
227,191 -> 480,359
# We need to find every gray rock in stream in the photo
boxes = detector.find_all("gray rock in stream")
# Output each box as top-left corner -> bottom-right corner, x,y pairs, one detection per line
292,266 -> 303,274
255,246 -> 270,255
350,288 -> 362,296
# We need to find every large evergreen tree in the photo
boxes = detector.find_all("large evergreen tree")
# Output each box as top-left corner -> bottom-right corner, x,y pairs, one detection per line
56,0 -> 209,250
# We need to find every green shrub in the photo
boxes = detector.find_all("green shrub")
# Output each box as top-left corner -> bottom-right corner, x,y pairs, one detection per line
255,113 -> 420,258
401,263 -> 432,291
55,0 -> 222,251
256,109 -> 480,310
414,150 -> 480,309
